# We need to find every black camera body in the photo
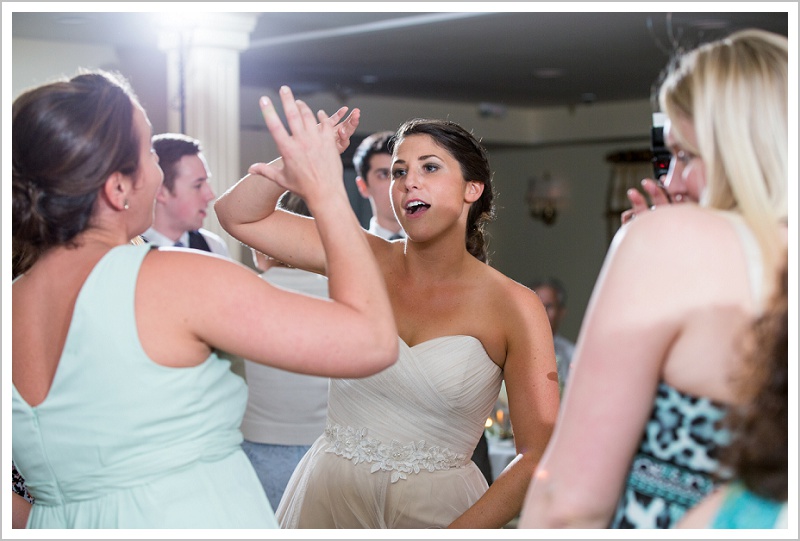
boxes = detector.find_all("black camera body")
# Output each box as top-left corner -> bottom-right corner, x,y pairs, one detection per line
651,113 -> 671,180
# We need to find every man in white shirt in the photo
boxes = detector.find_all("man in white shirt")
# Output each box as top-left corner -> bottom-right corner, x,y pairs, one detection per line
142,134 -> 241,378
142,133 -> 230,257
353,131 -> 405,240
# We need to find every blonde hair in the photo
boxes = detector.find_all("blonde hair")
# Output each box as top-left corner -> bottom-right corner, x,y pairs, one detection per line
658,29 -> 788,289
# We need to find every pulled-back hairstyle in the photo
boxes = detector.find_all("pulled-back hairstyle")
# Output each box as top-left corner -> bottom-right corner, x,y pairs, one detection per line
719,256 -> 788,501
391,118 -> 495,263
12,69 -> 141,277
658,29 -> 788,290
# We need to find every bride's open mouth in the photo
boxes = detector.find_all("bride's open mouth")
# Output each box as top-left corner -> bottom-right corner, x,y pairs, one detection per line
404,199 -> 431,216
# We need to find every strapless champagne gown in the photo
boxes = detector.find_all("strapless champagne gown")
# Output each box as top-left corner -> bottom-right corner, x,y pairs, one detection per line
277,335 -> 503,528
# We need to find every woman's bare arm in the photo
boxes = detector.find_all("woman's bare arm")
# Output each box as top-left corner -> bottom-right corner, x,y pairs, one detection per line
448,284 -> 560,528
140,88 -> 397,378
518,211 -> 689,528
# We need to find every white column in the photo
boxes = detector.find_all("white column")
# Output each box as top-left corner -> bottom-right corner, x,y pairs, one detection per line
158,13 -> 259,260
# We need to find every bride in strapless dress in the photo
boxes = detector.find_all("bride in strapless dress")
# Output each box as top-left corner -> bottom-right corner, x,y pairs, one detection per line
215,103 -> 561,529
278,335 -> 502,528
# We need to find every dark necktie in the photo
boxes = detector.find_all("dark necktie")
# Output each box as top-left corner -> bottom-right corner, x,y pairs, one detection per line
188,230 -> 212,252
174,240 -> 184,247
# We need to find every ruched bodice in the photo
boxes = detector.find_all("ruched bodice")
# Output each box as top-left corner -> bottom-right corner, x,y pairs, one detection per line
277,335 -> 503,528
328,335 -> 502,456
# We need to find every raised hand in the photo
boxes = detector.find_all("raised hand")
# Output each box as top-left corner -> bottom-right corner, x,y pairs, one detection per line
248,86 -> 345,204
329,106 -> 361,154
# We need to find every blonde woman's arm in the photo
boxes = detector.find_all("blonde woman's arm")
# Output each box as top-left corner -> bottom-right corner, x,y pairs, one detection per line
519,210 -> 690,528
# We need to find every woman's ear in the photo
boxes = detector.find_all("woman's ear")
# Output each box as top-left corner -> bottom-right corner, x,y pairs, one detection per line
465,180 -> 485,203
102,171 -> 130,211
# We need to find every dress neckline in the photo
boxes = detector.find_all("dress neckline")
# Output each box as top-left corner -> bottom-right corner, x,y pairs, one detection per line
399,334 -> 481,349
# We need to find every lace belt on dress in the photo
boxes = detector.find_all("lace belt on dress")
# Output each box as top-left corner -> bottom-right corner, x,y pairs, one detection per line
323,422 -> 467,483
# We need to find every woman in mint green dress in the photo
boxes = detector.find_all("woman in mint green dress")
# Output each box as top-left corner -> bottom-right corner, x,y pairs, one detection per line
11,71 -> 397,529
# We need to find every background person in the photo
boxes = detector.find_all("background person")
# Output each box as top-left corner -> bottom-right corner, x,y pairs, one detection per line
530,277 -> 575,395
353,130 -> 405,240
141,133 -> 230,255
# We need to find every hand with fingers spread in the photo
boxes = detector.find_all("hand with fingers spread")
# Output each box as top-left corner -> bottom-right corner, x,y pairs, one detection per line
215,85 -> 397,378
308,104 -> 360,154
249,87 -> 347,205
247,102 -> 361,186
330,106 -> 360,154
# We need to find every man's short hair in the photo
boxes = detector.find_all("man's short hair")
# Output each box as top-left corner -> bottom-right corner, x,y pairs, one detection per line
352,131 -> 394,182
152,133 -> 202,192
277,191 -> 311,218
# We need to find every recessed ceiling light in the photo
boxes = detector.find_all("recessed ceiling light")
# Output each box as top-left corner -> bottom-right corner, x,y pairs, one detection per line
533,68 -> 564,79
690,19 -> 730,30
360,74 -> 379,84
56,15 -> 90,25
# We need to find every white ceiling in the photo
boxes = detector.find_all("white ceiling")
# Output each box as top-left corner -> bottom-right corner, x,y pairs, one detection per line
11,9 -> 790,109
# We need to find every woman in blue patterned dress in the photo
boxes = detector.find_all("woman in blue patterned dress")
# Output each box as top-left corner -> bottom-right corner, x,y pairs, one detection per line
519,28 -> 788,529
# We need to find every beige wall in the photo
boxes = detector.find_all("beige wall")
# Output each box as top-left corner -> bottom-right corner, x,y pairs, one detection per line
13,37 -> 654,341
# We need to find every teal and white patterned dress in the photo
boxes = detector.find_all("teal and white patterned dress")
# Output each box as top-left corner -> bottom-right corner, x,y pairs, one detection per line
609,382 -> 730,528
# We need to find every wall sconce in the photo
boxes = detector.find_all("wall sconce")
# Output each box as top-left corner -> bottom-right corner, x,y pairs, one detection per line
526,171 -> 566,226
